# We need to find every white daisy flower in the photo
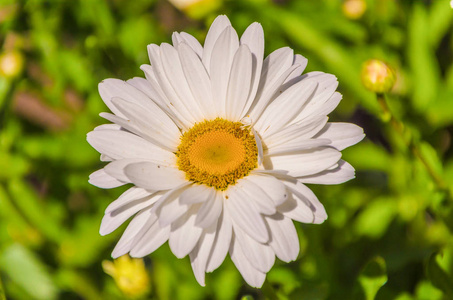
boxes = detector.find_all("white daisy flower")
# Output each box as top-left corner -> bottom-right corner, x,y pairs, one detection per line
87,15 -> 365,288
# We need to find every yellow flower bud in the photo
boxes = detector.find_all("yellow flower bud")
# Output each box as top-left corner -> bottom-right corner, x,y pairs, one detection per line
361,59 -> 396,94
0,50 -> 24,79
342,0 -> 367,20
102,255 -> 150,298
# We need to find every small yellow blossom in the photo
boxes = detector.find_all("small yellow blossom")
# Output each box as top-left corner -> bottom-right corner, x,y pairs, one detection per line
102,255 -> 150,298
0,50 -> 24,79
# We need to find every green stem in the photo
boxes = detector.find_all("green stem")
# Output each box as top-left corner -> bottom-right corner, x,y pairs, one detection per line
376,94 -> 450,197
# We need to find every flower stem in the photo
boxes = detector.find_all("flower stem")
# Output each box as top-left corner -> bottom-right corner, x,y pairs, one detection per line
376,93 -> 450,197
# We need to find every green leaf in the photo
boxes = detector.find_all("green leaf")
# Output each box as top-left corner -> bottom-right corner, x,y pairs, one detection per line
118,16 -> 157,63
428,0 -> 453,48
415,281 -> 443,300
426,88 -> 453,127
59,50 -> 94,92
342,141 -> 390,172
407,3 -> 440,112
426,252 -> 453,298
57,214 -> 114,267
55,269 -> 104,300
0,153 -> 29,180
354,198 -> 396,238
7,179 -> 63,243
212,266 -> 241,300
0,244 -> 57,300
355,256 -> 388,300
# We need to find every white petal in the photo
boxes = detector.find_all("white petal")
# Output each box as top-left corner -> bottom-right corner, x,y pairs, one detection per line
157,185 -> 192,227
172,32 -> 203,58
195,192 -> 222,228
278,194 -> 314,223
279,180 -> 327,224
254,79 -> 317,137
202,15 -> 232,72
169,207 -> 204,258
98,79 -> 153,118
226,45 -> 253,120
129,217 -> 171,257
112,209 -> 156,258
105,187 -> 153,214
284,54 -> 308,84
87,130 -> 175,163
294,75 -> 340,122
298,160 -> 356,184
252,128 -> 264,166
100,154 -> 113,162
99,112 -> 144,142
225,185 -> 269,243
313,122 -> 365,151
229,237 -> 266,288
210,26 -> 239,117
178,43 -> 216,119
206,207 -> 233,272
189,223 -> 217,286
236,177 -> 276,215
265,138 -> 331,156
239,22 -> 265,117
263,115 -> 328,146
160,43 -> 204,121
104,158 -> 150,182
124,162 -> 187,190
139,64 -> 181,124
100,200 -> 154,236
247,47 -> 293,118
126,77 -> 164,107
265,213 -> 299,262
246,173 -> 288,206
259,47 -> 294,91
147,44 -> 194,128
248,64 -> 301,122
263,147 -> 342,177
89,169 -> 125,189
179,184 -> 215,205
110,97 -> 181,151
233,224 -> 275,273
94,123 -> 120,131
317,91 -> 342,117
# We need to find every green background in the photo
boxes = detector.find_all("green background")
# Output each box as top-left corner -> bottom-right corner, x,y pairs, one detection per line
1,0 -> 453,299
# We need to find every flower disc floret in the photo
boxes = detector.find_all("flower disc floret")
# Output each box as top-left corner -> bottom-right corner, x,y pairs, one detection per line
176,118 -> 257,190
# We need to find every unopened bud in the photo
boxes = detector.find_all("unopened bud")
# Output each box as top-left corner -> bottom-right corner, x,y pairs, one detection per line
0,50 -> 24,79
342,0 -> 367,20
361,59 -> 396,94
102,255 -> 150,297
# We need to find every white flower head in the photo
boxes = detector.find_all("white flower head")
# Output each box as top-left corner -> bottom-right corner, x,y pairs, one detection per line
87,15 -> 365,288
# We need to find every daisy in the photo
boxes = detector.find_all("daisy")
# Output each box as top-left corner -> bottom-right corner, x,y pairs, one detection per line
87,15 -> 364,288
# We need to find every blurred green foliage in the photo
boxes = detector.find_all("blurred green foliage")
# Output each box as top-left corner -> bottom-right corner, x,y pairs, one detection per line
1,0 -> 453,299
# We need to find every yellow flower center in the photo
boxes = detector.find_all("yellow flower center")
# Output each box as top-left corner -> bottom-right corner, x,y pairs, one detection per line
176,118 -> 258,190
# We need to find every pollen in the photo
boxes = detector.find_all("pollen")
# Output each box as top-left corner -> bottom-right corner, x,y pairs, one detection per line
176,118 -> 258,190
